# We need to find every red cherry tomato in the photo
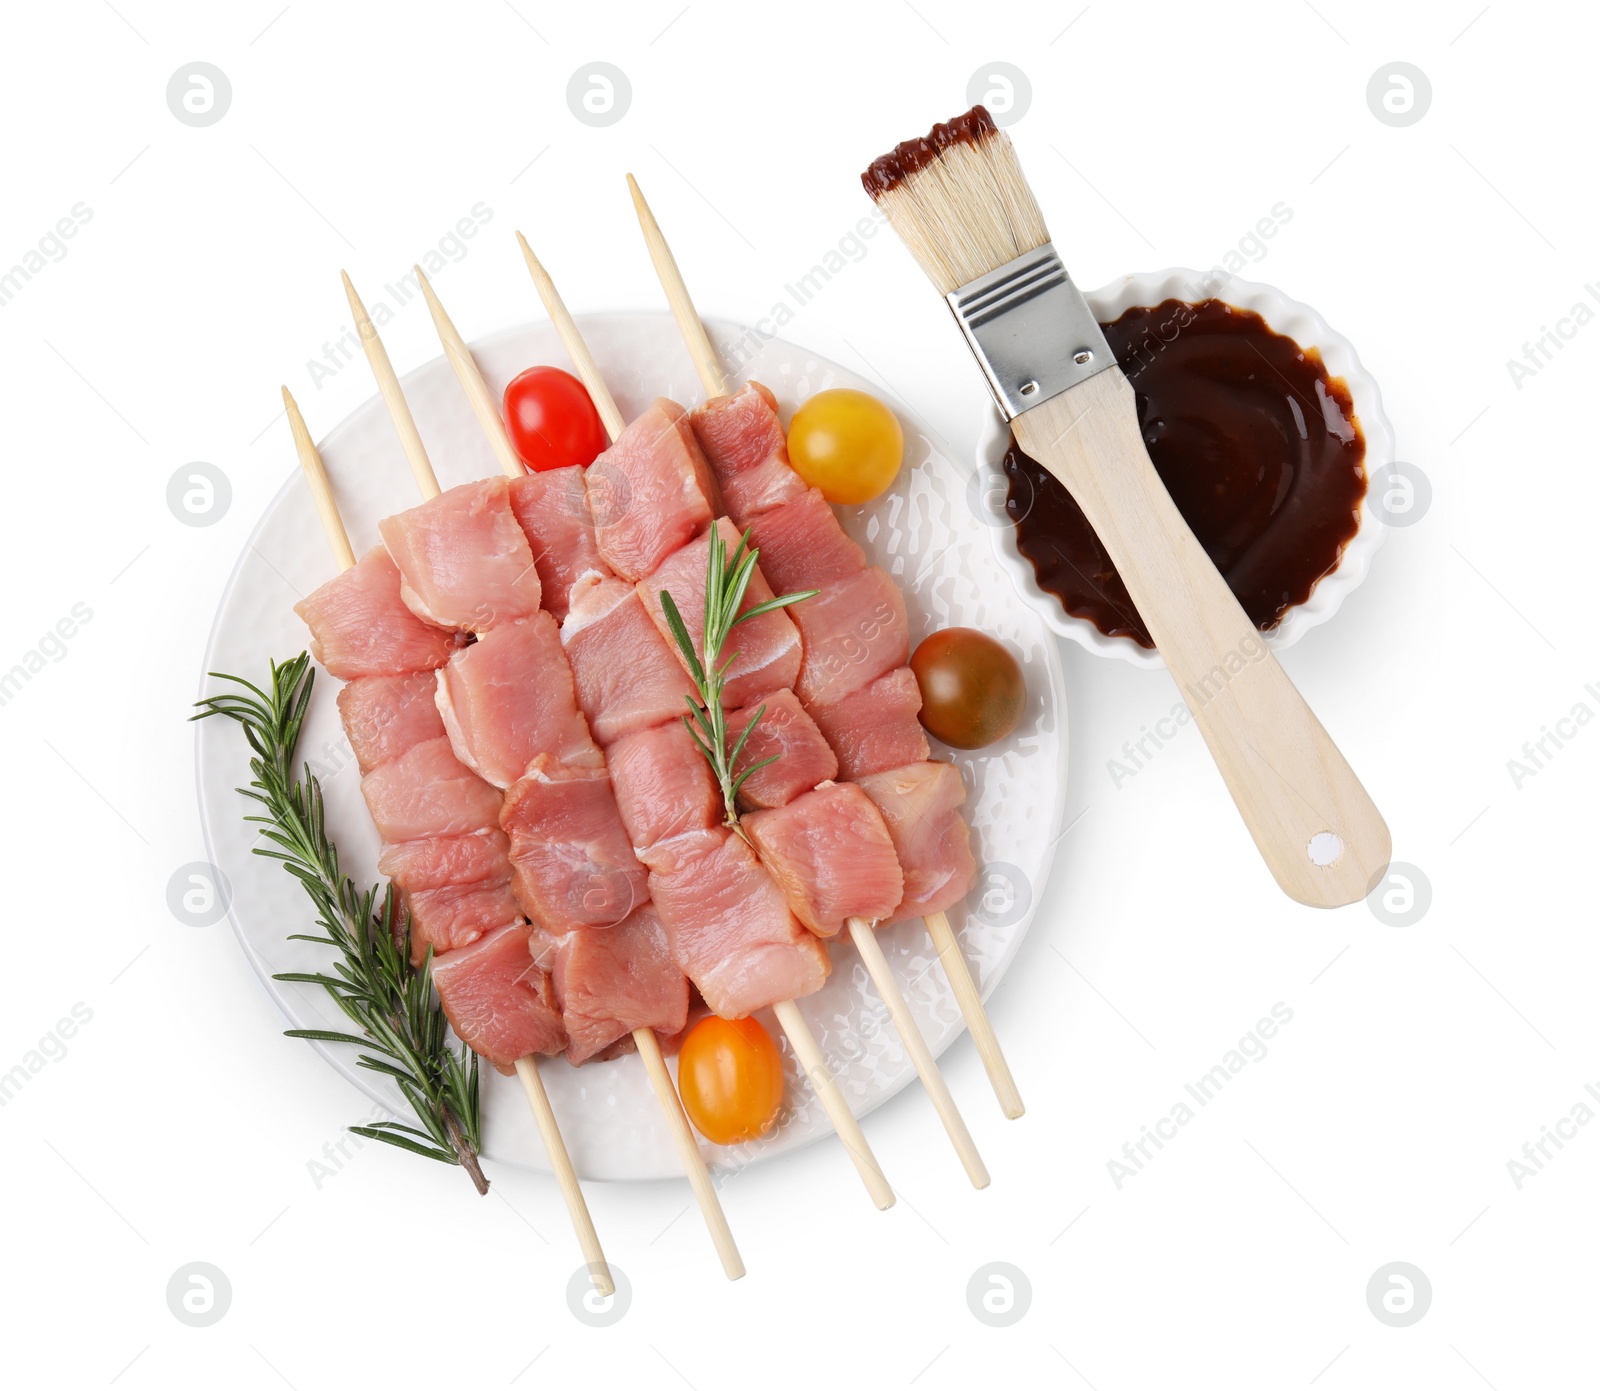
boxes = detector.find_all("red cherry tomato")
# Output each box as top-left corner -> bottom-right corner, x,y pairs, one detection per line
502,366 -> 608,472
677,1015 -> 784,1145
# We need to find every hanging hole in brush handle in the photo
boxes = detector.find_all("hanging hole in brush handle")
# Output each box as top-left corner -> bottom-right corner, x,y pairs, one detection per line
1011,369 -> 1392,908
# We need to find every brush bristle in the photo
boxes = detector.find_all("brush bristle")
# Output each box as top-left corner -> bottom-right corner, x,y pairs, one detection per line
862,105 -> 1049,295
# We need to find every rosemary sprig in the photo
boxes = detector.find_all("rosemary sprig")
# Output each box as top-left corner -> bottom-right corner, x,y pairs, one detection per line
193,654 -> 488,1194
659,527 -> 817,833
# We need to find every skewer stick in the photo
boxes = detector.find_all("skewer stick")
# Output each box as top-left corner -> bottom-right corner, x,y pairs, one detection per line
925,910 -> 1023,1118
283,381 -> 614,1298
518,238 -> 897,1212
635,1030 -> 745,1277
626,175 -> 728,400
399,271 -> 746,1274
847,919 -> 988,1186
342,272 -> 442,499
773,1000 -> 895,1209
516,233 -> 626,441
412,266 -> 524,481
515,1057 -> 612,1294
284,387 -> 355,572
627,181 -> 1009,1153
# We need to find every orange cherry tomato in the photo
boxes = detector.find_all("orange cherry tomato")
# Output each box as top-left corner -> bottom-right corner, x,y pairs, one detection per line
911,627 -> 1026,749
677,1015 -> 784,1145
787,388 -> 903,505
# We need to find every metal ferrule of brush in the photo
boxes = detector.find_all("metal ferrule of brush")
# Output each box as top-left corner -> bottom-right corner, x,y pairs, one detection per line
945,243 -> 1114,419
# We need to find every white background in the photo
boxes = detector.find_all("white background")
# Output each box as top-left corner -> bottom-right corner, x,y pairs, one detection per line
1,1 -> 1594,1386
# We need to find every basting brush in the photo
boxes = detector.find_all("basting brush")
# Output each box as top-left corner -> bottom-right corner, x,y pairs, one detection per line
863,107 -> 1390,908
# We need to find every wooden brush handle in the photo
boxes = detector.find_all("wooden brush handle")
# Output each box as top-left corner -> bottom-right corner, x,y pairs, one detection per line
1010,368 -> 1391,908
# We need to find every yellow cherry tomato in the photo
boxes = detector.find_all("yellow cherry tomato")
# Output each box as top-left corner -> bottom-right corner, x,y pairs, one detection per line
787,388 -> 904,505
677,1015 -> 784,1145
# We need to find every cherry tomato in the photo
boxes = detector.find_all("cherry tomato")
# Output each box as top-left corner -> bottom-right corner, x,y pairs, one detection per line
677,1015 -> 784,1145
787,388 -> 903,505
503,365 -> 608,472
911,627 -> 1026,750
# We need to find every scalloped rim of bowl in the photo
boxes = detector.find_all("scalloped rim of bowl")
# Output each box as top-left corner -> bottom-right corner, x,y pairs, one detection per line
978,268 -> 1394,669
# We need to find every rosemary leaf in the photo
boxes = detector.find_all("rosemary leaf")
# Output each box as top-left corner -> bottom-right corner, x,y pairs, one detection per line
194,654 -> 488,1194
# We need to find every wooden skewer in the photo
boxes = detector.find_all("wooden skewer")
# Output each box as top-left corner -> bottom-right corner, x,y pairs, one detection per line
411,266 -> 524,481
925,910 -> 1023,1118
385,272 -> 748,1274
847,918 -> 987,1187
625,177 -> 727,400
516,234 -> 626,441
518,236 -> 897,1212
341,272 -> 442,500
282,380 -> 614,1298
627,176 -> 1006,1164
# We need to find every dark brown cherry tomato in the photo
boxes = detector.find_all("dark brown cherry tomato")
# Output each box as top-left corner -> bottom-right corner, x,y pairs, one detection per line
910,627 -> 1025,750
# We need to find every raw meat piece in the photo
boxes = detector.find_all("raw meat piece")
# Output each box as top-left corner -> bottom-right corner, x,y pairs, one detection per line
530,905 -> 689,1064
747,487 -> 866,596
587,399 -> 721,581
378,828 -> 511,892
808,666 -> 930,780
743,782 -> 904,936
640,518 -> 802,708
435,613 -> 598,788
856,761 -> 978,922
562,572 -> 698,746
378,478 -> 541,632
647,828 -> 829,1018
361,737 -> 503,843
689,382 -> 806,522
500,751 -> 650,933
431,922 -> 566,1070
338,670 -> 448,774
792,568 -> 909,707
725,689 -> 837,810
606,720 -> 721,858
295,546 -> 459,679
508,466 -> 609,620
404,881 -> 523,967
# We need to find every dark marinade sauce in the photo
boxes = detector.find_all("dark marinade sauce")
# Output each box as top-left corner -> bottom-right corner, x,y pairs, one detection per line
1002,298 -> 1367,648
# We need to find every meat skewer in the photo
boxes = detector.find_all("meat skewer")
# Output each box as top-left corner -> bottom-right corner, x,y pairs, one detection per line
627,174 -> 1025,1123
443,248 -> 897,1209
281,385 -> 616,1295
515,231 -> 982,1185
342,273 -> 745,1279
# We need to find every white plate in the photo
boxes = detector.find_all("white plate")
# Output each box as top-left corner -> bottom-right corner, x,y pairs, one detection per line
196,313 -> 1068,1181
976,269 -> 1394,668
